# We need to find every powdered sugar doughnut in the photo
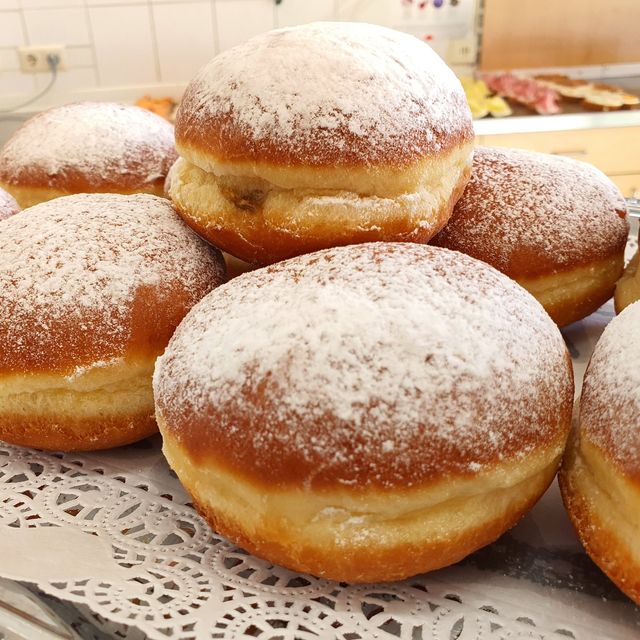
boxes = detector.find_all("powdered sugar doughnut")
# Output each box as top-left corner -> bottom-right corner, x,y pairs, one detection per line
432,146 -> 629,326
171,22 -> 474,265
154,242 -> 573,582
0,187 -> 19,220
0,102 -> 177,209
0,193 -> 224,451
560,301 -> 640,604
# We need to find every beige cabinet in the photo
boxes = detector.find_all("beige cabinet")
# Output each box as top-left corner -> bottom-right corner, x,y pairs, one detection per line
479,126 -> 640,197
609,174 -> 640,199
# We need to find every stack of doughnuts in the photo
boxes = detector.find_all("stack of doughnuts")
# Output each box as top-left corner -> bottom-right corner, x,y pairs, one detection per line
0,102 -> 177,209
0,18 -> 636,591
560,301 -> 640,604
432,146 -> 629,327
169,22 -> 475,266
154,243 -> 573,582
0,187 -> 19,220
0,193 -> 224,451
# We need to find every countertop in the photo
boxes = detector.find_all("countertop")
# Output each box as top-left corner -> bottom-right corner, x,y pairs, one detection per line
474,75 -> 640,136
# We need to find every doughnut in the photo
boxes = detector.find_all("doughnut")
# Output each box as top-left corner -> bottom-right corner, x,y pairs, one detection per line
154,243 -> 573,582
615,230 -> 639,313
431,147 -> 629,327
0,102 -> 177,209
0,187 -> 19,220
560,301 -> 640,604
165,159 -> 252,278
0,193 -> 224,451
170,22 -> 474,265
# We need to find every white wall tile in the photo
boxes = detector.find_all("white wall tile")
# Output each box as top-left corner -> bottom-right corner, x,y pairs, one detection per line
336,0 -> 389,25
24,8 -> 91,45
0,70 -> 36,97
215,0 -> 274,51
89,5 -> 157,85
0,47 -> 19,70
0,11 -> 25,47
34,65 -> 96,91
276,0 -> 335,28
21,0 -> 84,8
0,0 -> 20,9
153,2 -> 214,83
86,0 -> 146,5
66,45 -> 94,67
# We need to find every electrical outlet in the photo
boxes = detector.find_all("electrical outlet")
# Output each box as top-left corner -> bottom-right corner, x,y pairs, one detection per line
18,45 -> 67,73
447,36 -> 477,65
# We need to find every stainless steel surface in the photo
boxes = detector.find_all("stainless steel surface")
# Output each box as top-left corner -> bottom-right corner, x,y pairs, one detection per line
0,579 -> 79,640
626,197 -> 640,218
474,108 -> 640,136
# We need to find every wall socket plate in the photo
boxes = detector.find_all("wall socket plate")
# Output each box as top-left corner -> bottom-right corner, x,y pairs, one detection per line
447,36 -> 478,64
18,45 -> 67,73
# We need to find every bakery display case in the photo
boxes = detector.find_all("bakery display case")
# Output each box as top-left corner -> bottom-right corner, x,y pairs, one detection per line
467,0 -> 640,196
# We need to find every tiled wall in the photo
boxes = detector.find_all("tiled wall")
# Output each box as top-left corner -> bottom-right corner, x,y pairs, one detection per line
0,0 -> 391,109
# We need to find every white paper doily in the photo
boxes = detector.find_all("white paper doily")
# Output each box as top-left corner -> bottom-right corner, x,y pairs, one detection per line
0,226 -> 638,640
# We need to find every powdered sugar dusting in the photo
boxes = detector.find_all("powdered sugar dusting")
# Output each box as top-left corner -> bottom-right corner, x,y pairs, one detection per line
176,22 -> 472,166
0,193 -> 224,371
0,102 -> 176,190
155,243 -> 572,487
432,146 -> 628,272
0,187 -> 19,220
64,358 -> 124,382
580,300 -> 640,474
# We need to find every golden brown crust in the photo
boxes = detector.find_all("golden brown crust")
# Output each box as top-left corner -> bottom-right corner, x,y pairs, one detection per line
154,243 -> 574,490
173,24 -> 475,265
0,412 -> 157,451
0,194 -> 225,451
432,146 -> 629,280
560,302 -> 640,603
0,284 -> 207,375
0,165 -> 168,199
163,389 -> 572,492
577,301 -> 640,479
175,23 -> 473,170
177,103 -> 472,171
0,194 -> 225,376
